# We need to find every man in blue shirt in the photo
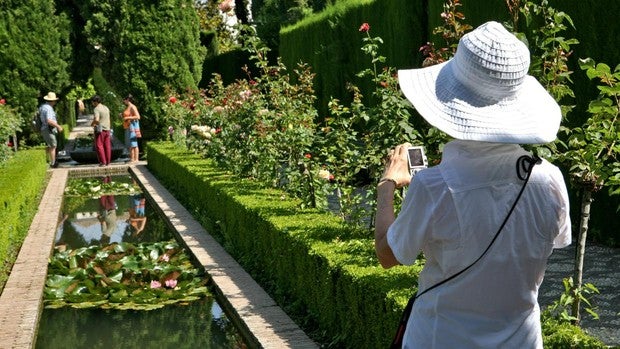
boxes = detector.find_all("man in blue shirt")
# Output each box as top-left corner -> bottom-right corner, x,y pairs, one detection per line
39,92 -> 63,168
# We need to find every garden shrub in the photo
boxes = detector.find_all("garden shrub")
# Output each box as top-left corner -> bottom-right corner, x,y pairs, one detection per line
146,142 -> 606,348
0,148 -> 48,293
147,141 -> 420,348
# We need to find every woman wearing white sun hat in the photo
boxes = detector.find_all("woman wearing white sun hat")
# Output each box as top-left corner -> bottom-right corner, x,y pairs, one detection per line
375,21 -> 571,348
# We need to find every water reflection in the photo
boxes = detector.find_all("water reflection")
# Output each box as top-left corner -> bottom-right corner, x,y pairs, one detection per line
55,175 -> 170,249
127,186 -> 147,236
36,297 -> 245,349
41,174 -> 246,348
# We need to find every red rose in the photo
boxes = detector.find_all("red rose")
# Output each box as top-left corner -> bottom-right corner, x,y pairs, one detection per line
169,96 -> 177,104
304,153 -> 312,159
359,23 -> 370,33
0,98 -> 5,105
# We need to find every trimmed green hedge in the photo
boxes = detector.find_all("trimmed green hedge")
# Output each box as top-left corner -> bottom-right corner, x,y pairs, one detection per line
0,148 -> 48,293
146,142 -> 417,348
146,142 -> 607,348
200,49 -> 258,88
279,0 -> 425,116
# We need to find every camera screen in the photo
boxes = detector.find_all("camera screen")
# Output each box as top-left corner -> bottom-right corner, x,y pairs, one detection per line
408,148 -> 424,166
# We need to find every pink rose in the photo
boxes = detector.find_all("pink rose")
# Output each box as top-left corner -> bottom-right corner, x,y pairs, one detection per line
150,280 -> 162,289
359,23 -> 370,33
165,279 -> 178,288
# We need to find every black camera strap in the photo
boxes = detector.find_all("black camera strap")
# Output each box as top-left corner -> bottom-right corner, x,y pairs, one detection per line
390,154 -> 541,348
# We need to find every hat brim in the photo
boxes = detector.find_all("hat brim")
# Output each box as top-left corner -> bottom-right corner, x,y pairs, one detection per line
43,97 -> 59,101
398,61 -> 561,144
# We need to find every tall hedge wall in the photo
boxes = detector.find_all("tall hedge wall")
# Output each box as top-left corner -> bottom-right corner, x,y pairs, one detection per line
279,0 -> 425,116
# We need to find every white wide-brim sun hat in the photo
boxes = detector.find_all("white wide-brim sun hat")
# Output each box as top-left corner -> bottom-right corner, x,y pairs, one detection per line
398,21 -> 561,144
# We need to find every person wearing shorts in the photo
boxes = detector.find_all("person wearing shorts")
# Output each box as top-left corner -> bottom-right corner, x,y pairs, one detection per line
39,92 -> 63,168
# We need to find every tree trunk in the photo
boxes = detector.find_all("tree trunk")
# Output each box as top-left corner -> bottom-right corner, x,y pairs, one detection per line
571,189 -> 593,325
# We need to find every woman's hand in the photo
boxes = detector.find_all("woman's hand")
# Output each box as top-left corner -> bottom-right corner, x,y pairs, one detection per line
380,143 -> 413,188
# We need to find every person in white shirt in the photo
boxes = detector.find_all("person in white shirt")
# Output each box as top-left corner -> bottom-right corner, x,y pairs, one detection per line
375,21 -> 571,349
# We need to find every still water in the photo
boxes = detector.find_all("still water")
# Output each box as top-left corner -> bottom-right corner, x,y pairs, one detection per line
35,174 -> 246,349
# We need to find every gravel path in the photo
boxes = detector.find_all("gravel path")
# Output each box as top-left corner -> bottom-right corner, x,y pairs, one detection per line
539,243 -> 620,347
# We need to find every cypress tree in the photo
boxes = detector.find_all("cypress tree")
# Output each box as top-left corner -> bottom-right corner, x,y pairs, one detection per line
0,0 -> 71,124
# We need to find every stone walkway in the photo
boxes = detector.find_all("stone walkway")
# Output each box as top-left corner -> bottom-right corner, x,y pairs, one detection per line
0,117 -> 317,348
539,243 -> 620,347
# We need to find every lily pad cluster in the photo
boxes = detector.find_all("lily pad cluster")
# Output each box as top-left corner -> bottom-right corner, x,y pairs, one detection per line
64,178 -> 141,197
45,240 -> 210,310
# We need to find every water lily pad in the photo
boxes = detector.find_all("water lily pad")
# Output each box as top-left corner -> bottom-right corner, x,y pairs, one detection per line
45,240 -> 210,310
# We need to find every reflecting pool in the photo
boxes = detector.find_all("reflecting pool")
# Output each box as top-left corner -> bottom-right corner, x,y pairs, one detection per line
36,174 -> 246,348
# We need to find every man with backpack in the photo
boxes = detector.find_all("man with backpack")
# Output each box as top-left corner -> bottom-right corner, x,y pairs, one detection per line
39,92 -> 63,168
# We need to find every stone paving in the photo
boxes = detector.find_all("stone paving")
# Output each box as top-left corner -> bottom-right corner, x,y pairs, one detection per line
539,243 -> 620,347
0,118 -> 317,348
0,168 -> 67,348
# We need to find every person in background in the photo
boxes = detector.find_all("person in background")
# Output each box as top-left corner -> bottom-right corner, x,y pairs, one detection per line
128,192 -> 147,236
121,94 -> 141,163
39,92 -> 63,168
91,95 -> 112,166
375,21 -> 571,348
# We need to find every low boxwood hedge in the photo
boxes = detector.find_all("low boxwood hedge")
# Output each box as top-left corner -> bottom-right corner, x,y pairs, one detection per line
0,148 -> 48,293
146,142 -> 608,349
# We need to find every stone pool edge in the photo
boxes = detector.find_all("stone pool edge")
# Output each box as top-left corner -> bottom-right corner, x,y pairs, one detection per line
0,168 -> 68,348
130,165 -> 318,349
0,165 -> 317,349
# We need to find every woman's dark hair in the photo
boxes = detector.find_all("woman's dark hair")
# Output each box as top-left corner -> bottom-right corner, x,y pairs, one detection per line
91,95 -> 102,103
124,94 -> 135,103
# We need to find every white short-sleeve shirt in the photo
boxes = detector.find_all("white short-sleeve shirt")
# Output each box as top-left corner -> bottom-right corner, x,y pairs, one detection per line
387,140 -> 571,349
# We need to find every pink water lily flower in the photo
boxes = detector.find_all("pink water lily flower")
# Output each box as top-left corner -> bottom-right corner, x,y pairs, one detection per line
165,279 -> 178,288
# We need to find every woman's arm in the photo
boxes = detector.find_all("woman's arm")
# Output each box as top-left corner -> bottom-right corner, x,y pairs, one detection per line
375,143 -> 412,268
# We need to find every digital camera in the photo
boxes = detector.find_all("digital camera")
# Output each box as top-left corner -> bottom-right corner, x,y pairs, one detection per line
407,146 -> 428,176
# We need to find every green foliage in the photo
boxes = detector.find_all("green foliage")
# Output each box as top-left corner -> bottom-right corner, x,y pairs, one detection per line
76,0 -> 206,139
44,240 -> 209,310
0,0 -> 72,140
543,277 -> 600,324
279,0 -> 425,116
254,0 -> 313,54
420,0 -> 472,67
201,48 -> 256,87
556,58 -> 620,195
0,103 -> 22,163
146,142 -> 422,348
147,142 -> 604,348
0,148 -> 48,293
167,27 -> 320,209
90,68 -> 124,126
63,178 -> 141,197
195,0 -> 236,54
542,317 -> 607,349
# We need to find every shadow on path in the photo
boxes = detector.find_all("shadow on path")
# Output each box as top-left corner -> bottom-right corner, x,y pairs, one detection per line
540,243 -> 620,347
